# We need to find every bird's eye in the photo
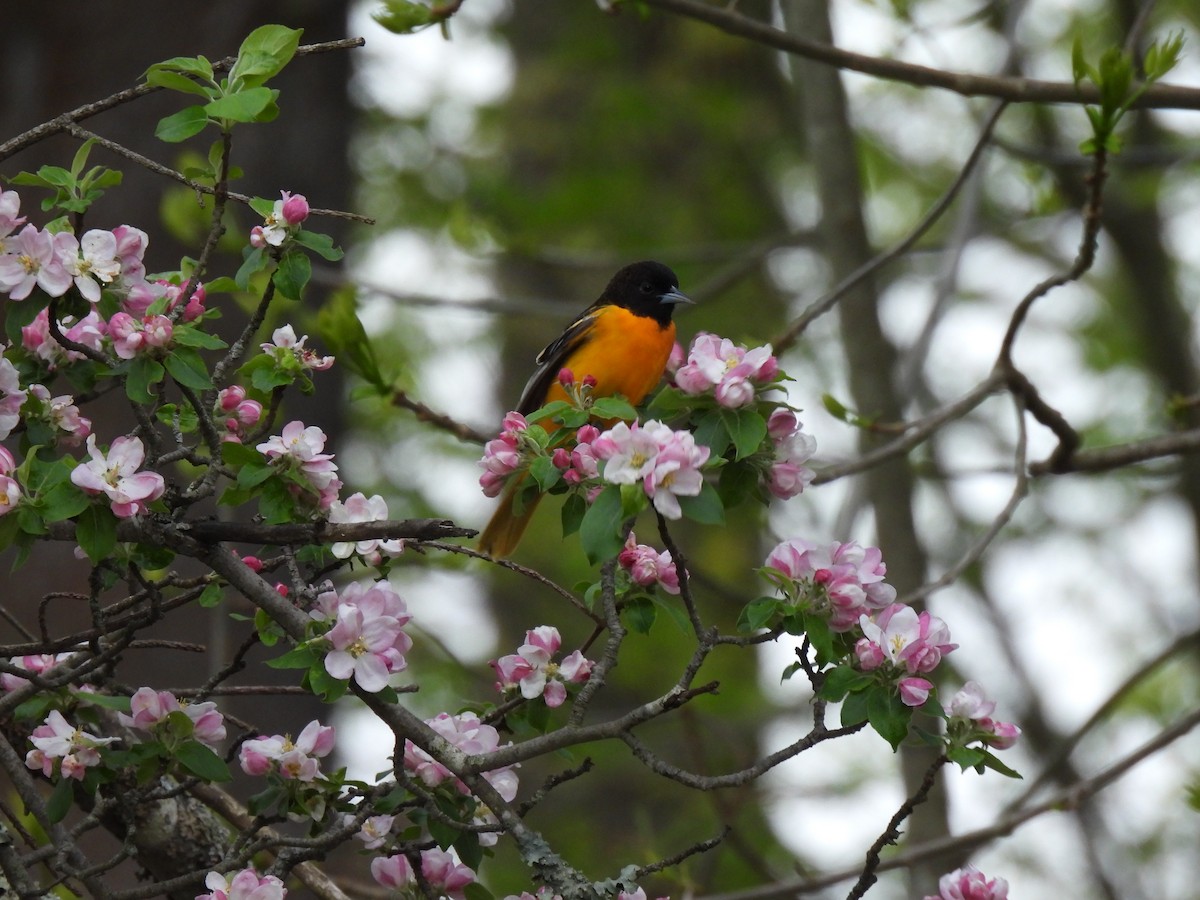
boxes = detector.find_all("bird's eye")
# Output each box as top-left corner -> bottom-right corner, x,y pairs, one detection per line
639,281 -> 653,293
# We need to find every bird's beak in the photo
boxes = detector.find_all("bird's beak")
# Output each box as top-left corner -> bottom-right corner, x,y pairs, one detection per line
660,287 -> 694,305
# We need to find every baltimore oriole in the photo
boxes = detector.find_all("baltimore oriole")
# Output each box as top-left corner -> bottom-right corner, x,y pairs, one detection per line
479,260 -> 692,558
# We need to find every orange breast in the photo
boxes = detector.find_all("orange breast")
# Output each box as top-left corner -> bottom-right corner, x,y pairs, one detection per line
544,306 -> 676,408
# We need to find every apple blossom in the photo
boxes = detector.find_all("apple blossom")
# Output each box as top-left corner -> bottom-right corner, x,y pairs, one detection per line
478,411 -> 530,497
260,324 -> 334,372
199,868 -> 288,900
0,223 -> 73,300
0,357 -> 26,440
238,719 -> 335,782
70,434 -> 165,517
349,813 -> 395,850
256,420 -> 341,508
402,711 -> 518,802
26,385 -> 91,446
107,311 -> 173,359
764,538 -> 896,631
66,229 -> 122,302
593,419 -> 710,519
0,652 -> 72,691
327,492 -> 404,563
944,681 -> 1022,751
118,686 -> 226,749
922,865 -> 1009,900
371,854 -> 414,890
673,333 -> 779,407
25,709 -> 117,780
490,625 -> 593,708
618,532 -> 681,594
420,847 -> 475,900
0,188 -> 27,238
856,604 -> 957,706
22,308 -> 107,369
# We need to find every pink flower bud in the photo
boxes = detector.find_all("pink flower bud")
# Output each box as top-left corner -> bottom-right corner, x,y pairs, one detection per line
280,191 -> 310,226
551,448 -> 571,469
218,386 -> 247,411
557,367 -> 575,387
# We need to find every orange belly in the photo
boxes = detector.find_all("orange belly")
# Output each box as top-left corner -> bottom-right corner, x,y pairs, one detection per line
543,306 -> 676,408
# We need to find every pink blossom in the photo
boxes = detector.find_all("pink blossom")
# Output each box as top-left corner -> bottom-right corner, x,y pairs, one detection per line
0,653 -> 72,692
0,473 -> 20,516
256,421 -> 341,507
618,532 -> 681,594
594,420 -> 709,519
673,333 -> 778,407
67,229 -> 122,302
0,188 -> 27,237
371,854 -> 414,890
199,868 -> 288,900
764,409 -> 817,500
491,625 -> 593,708
279,191 -> 310,226
898,677 -> 933,707
25,710 -> 117,780
26,385 -> 91,446
923,865 -> 1009,900
944,682 -> 1021,750
421,848 -> 475,900
151,279 -> 206,321
260,324 -> 334,371
764,539 -> 896,631
319,579 -> 412,692
349,813 -> 395,850
0,224 -> 73,300
327,492 -> 404,563
478,411 -> 529,497
857,604 -> 957,706
111,225 -> 148,284
238,720 -> 334,782
70,434 -> 165,518
0,357 -> 26,440
22,308 -> 107,369
402,711 -> 518,801
118,687 -> 226,748
107,311 -> 173,359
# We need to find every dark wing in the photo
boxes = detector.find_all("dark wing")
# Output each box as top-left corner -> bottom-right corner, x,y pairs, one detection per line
515,305 -> 602,416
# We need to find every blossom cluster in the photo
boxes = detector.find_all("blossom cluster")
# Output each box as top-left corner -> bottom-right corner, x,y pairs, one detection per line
1,354 -> 91,449
402,711 -> 519,807
618,532 -> 681,594
923,864 -> 1009,900
198,868 -> 287,900
765,538 -> 897,632
310,578 -> 413,692
943,682 -> 1021,750
491,625 -> 594,708
764,408 -> 817,500
25,710 -> 117,781
671,332 -> 779,408
593,419 -> 710,518
214,385 -> 264,443
479,411 -> 532,498
372,848 -> 476,900
0,652 -> 73,692
250,190 -> 311,248
259,324 -> 334,374
257,420 -> 342,510
239,719 -> 335,782
118,686 -> 226,749
855,603 -> 957,707
326,491 -> 405,564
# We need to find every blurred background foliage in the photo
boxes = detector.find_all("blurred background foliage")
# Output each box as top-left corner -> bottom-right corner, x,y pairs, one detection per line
5,0 -> 1200,896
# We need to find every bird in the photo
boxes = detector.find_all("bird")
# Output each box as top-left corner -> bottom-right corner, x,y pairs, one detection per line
478,260 -> 692,558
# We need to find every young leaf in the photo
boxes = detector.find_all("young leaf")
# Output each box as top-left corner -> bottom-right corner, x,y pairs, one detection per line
677,481 -> 724,525
163,347 -> 214,390
579,485 -> 626,565
230,25 -> 303,89
204,86 -> 278,123
76,504 -> 118,563
273,250 -> 311,300
175,740 -> 231,782
155,105 -> 209,143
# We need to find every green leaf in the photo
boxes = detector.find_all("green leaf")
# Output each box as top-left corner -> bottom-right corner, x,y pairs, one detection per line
272,250 -> 311,300
528,454 -> 561,492
204,86 -> 279,123
76,505 -> 118,563
39,481 -> 91,524
230,25 -> 303,89
692,409 -> 731,457
74,693 -> 133,712
47,775 -> 74,823
374,0 -> 437,33
163,347 -> 213,390
579,485 -> 626,565
198,583 -> 223,608
145,55 -> 215,83
155,105 -> 209,143
126,356 -> 166,404
736,596 -> 783,632
315,288 -> 384,387
625,596 -> 656,634
840,688 -> 870,728
144,67 -> 215,98
723,407 -> 768,460
266,645 -> 320,670
235,246 -> 267,289
560,492 -> 587,537
171,324 -> 227,349
868,688 -> 912,750
175,740 -> 231,782
677,481 -> 724,525
591,396 -> 638,422
292,229 -> 344,261
818,664 -> 872,702
978,750 -> 1022,779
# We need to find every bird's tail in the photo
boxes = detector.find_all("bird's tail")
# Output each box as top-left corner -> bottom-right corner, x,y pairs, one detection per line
478,476 -> 543,559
